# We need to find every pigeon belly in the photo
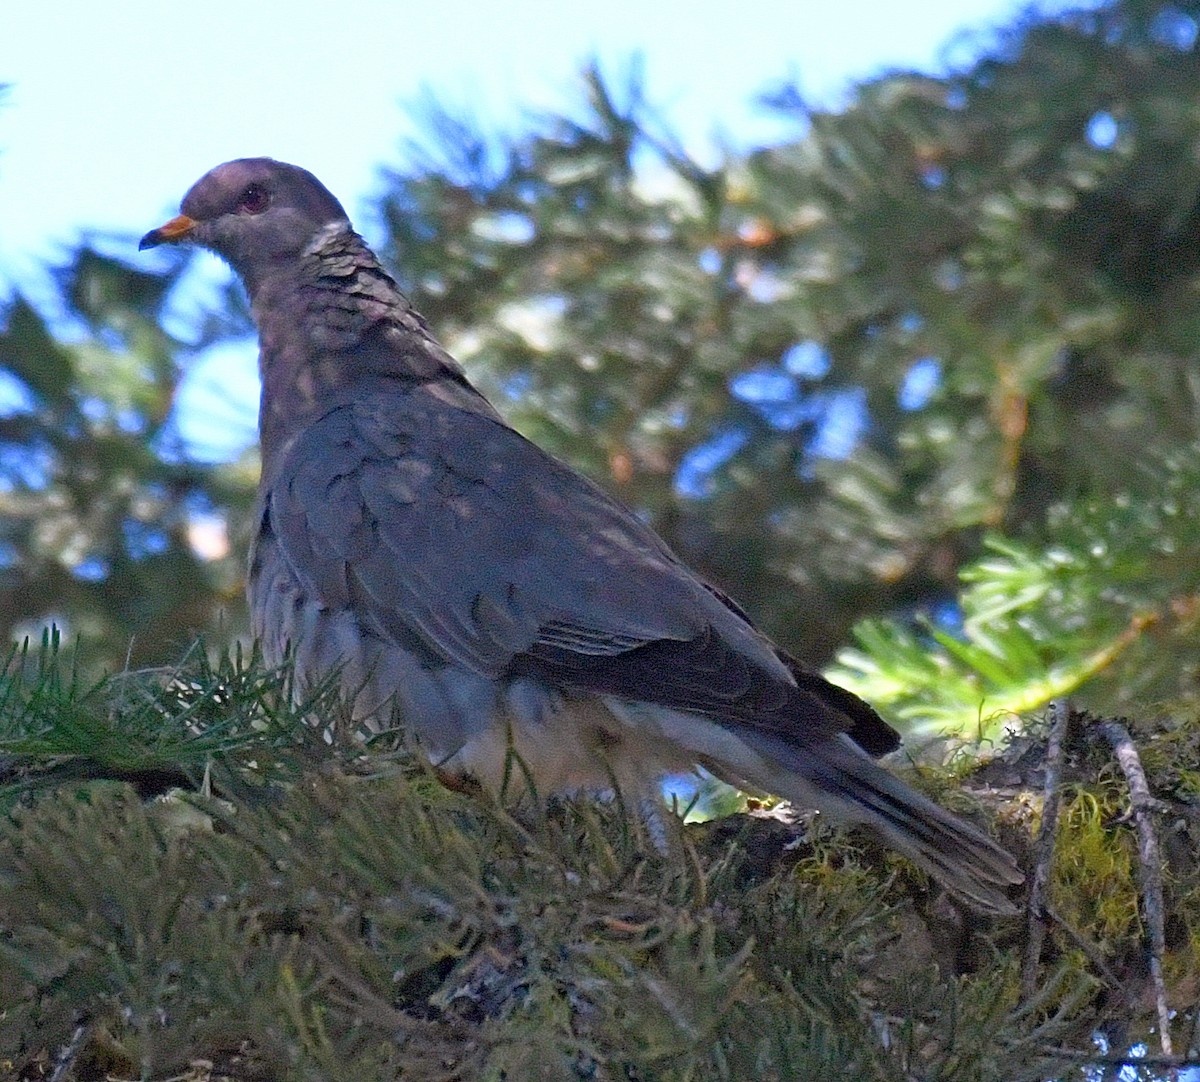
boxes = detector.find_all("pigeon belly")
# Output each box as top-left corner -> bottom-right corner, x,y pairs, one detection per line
250,524 -> 701,798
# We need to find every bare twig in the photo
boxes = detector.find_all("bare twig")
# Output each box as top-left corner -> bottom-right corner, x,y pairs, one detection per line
1145,794 -> 1200,823
1022,698 -> 1072,999
48,1021 -> 90,1082
1042,1046 -> 1200,1070
1097,718 -> 1172,1057
1191,1002 -> 1200,1063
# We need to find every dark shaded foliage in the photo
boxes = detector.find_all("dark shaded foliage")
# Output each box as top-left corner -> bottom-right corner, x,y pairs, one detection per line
3,644 -> 1178,1080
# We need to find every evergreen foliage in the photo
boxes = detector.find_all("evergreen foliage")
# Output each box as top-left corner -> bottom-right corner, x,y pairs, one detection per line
0,250 -> 253,667
369,0 -> 1200,709
2,0 -> 1200,1074
830,441 -> 1200,735
3,0 -> 1200,723
3,644 -> 1183,1080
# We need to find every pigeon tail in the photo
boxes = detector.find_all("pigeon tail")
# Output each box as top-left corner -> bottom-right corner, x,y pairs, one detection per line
731,730 -> 1023,915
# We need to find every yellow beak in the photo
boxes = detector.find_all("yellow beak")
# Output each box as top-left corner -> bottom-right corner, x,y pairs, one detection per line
138,214 -> 198,250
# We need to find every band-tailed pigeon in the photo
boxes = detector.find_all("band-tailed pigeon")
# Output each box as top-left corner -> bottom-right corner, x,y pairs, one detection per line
141,158 -> 1022,912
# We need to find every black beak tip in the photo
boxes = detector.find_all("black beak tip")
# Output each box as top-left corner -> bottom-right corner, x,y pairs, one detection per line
138,229 -> 163,252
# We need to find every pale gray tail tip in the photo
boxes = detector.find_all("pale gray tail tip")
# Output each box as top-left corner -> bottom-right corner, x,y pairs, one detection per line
943,865 -> 1024,917
908,831 -> 1024,916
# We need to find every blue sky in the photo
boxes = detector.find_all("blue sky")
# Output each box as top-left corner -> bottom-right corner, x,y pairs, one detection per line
2,0 -> 1073,456
2,0 -> 1070,266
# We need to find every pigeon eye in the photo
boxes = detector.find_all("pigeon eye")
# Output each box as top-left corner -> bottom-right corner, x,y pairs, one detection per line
239,184 -> 270,214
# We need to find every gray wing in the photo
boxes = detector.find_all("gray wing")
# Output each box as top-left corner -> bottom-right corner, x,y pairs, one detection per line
257,386 -> 897,750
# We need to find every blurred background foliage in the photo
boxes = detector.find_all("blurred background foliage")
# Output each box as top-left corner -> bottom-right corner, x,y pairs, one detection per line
8,2 -> 1200,1075
4,0 -> 1200,740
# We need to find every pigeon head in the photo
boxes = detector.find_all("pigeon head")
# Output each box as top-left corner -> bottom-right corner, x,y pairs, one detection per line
139,158 -> 350,282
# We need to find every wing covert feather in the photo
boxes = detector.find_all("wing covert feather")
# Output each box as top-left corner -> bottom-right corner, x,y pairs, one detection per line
262,388 -> 895,749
